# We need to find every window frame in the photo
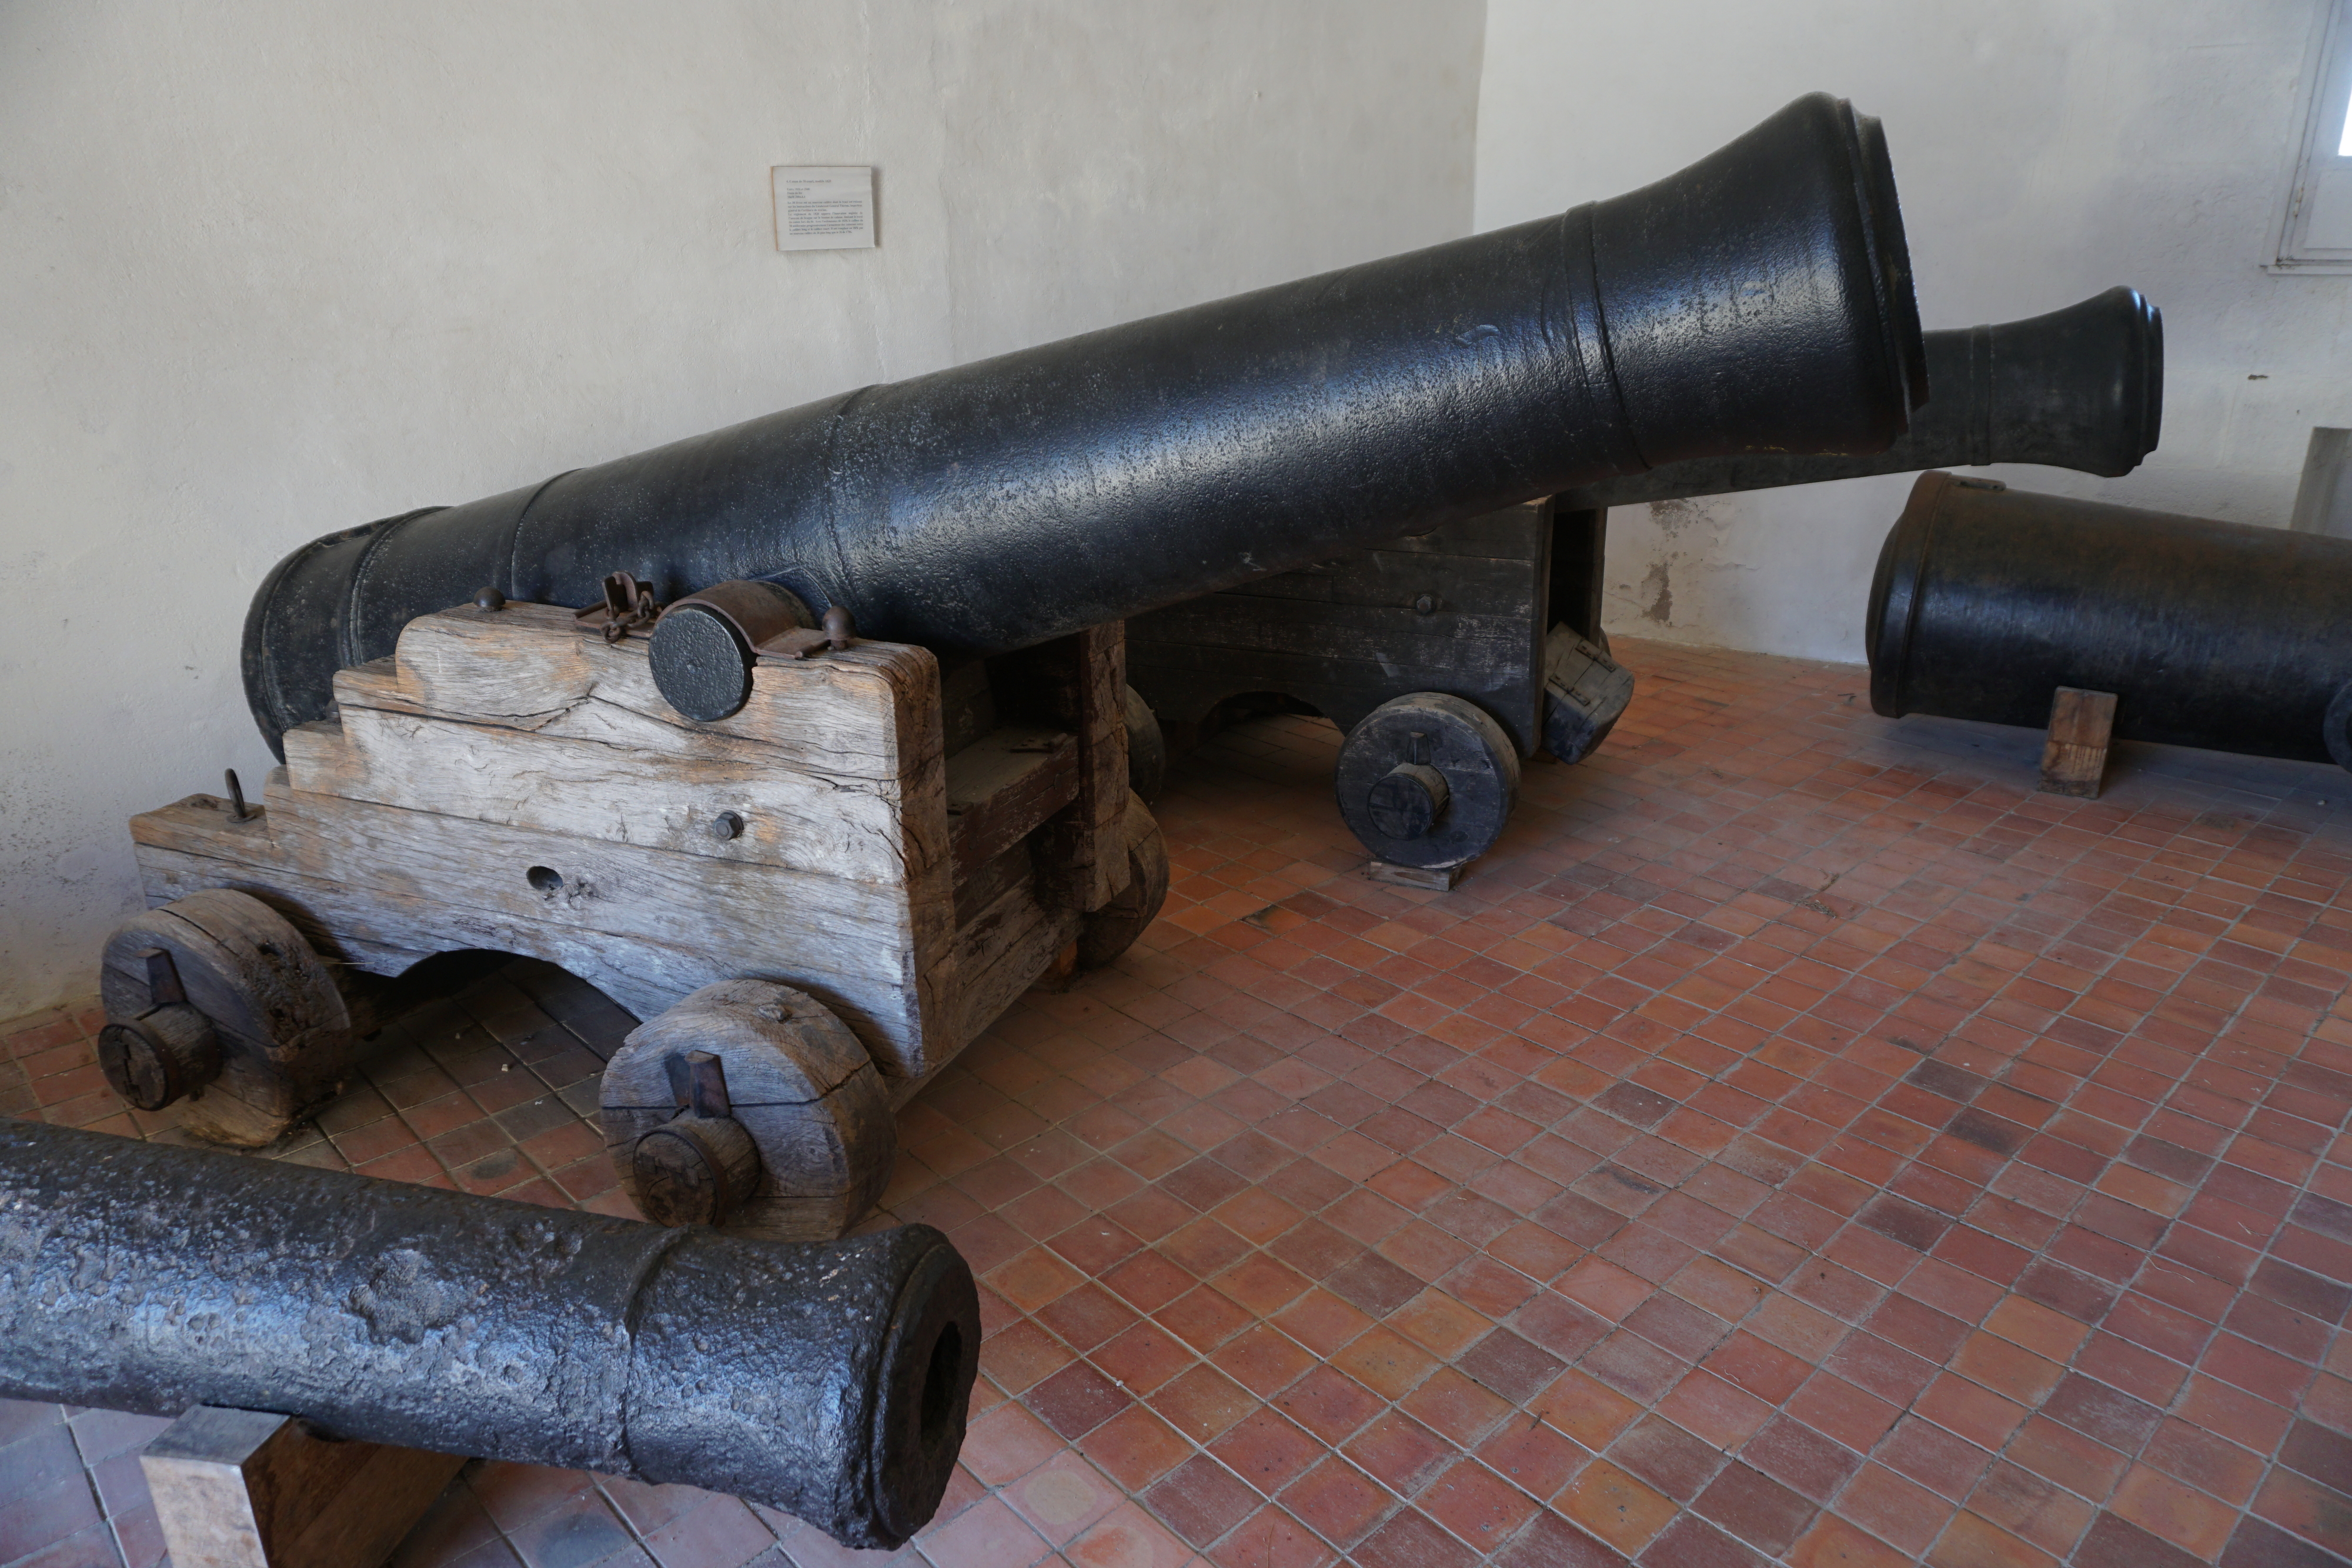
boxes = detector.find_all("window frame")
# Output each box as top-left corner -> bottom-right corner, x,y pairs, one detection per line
2268,1 -> 2352,272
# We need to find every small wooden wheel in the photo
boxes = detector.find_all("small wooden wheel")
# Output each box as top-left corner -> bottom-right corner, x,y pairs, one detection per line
1078,793 -> 1171,968
97,890 -> 357,1146
601,979 -> 896,1240
1335,693 -> 1521,870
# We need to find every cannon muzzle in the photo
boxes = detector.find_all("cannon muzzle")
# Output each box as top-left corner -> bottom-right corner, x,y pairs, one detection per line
1556,286 -> 2163,510
245,91 -> 1924,753
0,1121 -> 979,1550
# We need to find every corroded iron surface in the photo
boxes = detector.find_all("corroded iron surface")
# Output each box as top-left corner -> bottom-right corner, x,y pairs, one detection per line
244,92 -> 1924,753
0,1121 -> 977,1549
1867,471 -> 2352,768
1558,285 -> 2163,509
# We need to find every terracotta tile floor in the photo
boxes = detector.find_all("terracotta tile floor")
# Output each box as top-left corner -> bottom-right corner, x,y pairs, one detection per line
5,635 -> 2352,1567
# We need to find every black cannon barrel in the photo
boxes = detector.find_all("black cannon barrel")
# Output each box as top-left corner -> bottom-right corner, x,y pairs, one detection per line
1866,471 -> 2352,767
1556,286 -> 2162,510
244,91 -> 1924,752
0,1121 -> 978,1551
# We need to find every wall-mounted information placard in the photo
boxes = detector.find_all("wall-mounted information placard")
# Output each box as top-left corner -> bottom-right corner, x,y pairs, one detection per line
772,166 -> 876,252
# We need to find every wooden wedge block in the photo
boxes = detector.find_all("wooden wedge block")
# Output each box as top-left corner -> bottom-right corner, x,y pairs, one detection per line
2039,687 -> 2117,799
1364,860 -> 1465,891
141,1406 -> 465,1568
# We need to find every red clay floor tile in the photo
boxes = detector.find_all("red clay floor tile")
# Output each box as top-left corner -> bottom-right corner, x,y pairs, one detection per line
16,638 -> 2352,1566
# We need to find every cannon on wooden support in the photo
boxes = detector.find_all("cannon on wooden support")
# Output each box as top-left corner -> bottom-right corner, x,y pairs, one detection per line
0,1121 -> 977,1549
1867,469 -> 2352,771
1125,287 -> 2163,879
108,92 -> 1925,1235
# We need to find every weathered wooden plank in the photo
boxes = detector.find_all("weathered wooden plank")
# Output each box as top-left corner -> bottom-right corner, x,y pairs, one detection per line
295,705 -> 916,883
953,837 -> 1035,930
136,600 -> 975,1085
136,838 -> 730,1025
292,801 -> 923,1034
133,813 -> 921,1058
161,787 -> 911,957
335,604 -> 938,787
1365,860 -> 1464,891
990,626 -> 1128,912
368,602 -> 594,724
1061,622 -> 1130,911
944,875 -> 1082,1057
946,728 -> 1078,882
871,637 -> 957,1076
309,606 -> 951,1077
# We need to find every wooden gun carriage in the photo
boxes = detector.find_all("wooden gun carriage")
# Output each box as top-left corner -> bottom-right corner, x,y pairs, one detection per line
95,93 -> 1935,1238
1127,287 -> 2164,884
109,598 -> 1151,1239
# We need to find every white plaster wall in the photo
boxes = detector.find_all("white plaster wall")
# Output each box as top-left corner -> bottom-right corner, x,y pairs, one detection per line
0,0 -> 1484,1015
1478,0 -> 2339,663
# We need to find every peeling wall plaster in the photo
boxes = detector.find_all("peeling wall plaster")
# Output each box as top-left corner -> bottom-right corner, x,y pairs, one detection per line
0,0 -> 1485,1015
1478,0 -> 2343,665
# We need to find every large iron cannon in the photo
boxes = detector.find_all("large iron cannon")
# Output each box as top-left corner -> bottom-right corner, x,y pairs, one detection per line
0,1121 -> 979,1549
111,92 -> 1924,1237
1127,287 -> 2163,876
242,91 -> 1923,753
1867,470 -> 2352,769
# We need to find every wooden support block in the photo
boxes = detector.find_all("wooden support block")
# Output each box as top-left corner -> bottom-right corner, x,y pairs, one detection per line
1001,623 -> 1130,912
141,1406 -> 465,1568
2039,687 -> 2117,799
1363,860 -> 1464,891
946,727 -> 1080,880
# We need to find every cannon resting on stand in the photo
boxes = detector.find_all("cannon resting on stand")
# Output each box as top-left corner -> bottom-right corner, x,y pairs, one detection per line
1126,285 -> 2164,882
1869,470 -> 2352,774
101,93 -> 1926,1251
0,1121 -> 978,1549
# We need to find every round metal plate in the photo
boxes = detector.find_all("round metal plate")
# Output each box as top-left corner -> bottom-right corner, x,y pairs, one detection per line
650,606 -> 757,723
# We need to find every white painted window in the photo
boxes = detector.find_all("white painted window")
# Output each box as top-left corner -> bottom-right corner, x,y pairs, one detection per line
2269,0 -> 2352,272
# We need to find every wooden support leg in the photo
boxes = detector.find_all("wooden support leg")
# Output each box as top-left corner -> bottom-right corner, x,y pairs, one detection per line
140,1406 -> 465,1568
2039,687 -> 2117,799
1363,861 -> 1465,891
